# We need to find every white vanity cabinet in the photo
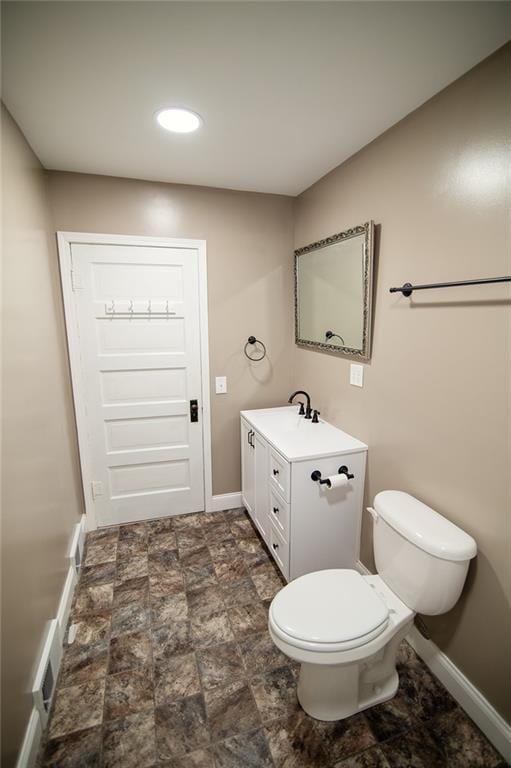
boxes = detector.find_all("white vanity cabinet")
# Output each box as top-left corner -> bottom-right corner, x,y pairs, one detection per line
241,406 -> 368,581
241,419 -> 270,541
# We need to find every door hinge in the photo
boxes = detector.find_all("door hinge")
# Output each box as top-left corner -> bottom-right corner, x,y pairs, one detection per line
71,270 -> 83,291
91,480 -> 104,500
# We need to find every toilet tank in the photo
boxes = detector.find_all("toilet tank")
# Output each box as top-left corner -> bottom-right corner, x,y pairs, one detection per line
372,491 -> 477,615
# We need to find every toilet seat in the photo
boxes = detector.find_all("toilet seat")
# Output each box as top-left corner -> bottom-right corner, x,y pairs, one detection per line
270,569 -> 389,652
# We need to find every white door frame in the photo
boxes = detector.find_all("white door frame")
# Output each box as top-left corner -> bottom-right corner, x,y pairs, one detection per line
58,231 -> 213,530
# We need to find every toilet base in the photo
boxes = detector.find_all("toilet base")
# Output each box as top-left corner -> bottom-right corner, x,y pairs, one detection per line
297,661 -> 399,721
269,576 -> 415,722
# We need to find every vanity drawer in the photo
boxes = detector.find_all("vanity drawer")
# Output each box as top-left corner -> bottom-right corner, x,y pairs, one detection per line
269,449 -> 290,502
269,486 -> 290,542
269,522 -> 289,580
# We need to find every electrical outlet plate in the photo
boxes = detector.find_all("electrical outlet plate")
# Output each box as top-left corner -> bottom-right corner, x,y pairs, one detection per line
215,376 -> 227,394
91,480 -> 104,499
350,364 -> 364,387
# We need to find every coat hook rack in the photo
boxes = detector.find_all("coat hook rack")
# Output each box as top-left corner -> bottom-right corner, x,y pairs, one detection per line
389,275 -> 511,297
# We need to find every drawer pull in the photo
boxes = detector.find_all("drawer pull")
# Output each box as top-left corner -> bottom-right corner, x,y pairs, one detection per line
272,543 -> 279,550
273,469 -> 279,476
272,506 -> 279,515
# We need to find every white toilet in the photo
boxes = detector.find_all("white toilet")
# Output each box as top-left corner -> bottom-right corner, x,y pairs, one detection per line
269,490 -> 477,721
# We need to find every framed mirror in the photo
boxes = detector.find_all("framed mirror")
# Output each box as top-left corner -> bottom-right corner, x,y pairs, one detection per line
294,221 -> 374,360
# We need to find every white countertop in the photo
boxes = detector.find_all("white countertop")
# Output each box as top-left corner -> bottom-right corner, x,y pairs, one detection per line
240,406 -> 367,462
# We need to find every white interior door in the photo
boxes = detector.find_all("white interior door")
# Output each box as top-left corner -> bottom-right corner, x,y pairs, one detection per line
62,237 -> 208,527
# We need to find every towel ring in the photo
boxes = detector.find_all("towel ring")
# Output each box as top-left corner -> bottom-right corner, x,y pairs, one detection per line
244,335 -> 266,361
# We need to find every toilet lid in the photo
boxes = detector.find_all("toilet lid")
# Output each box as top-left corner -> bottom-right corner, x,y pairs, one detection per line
271,569 -> 389,646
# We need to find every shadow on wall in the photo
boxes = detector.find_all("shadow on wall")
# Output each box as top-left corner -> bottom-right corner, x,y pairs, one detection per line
223,343 -> 275,389
371,223 -> 382,357
247,355 -> 274,387
425,556 -> 479,645
359,458 -> 509,648
426,553 -> 511,645
406,298 -> 511,309
360,505 -> 511,713
425,552 -> 511,722
214,349 -> 269,400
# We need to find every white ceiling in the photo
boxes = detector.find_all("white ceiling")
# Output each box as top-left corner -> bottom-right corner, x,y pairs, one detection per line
2,2 -> 510,195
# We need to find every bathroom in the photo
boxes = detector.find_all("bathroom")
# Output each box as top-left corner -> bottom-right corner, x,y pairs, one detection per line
1,2 -> 510,766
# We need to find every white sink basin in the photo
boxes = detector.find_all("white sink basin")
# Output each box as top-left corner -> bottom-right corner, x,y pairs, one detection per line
240,406 -> 367,461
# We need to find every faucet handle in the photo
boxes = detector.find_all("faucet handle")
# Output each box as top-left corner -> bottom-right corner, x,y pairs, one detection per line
297,402 -> 305,415
312,409 -> 320,423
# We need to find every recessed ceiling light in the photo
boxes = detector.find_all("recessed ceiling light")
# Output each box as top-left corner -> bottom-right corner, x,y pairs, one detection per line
155,108 -> 202,133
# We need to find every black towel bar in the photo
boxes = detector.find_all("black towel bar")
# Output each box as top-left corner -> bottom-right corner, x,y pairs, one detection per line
389,276 -> 511,297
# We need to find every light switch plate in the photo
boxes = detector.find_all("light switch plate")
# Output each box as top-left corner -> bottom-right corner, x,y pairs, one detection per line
215,376 -> 227,394
350,364 -> 364,387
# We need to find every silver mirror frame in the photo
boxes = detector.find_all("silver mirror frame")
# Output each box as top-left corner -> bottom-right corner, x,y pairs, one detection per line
294,220 -> 374,361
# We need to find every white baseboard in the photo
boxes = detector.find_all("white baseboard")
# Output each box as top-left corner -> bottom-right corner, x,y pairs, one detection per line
56,566 -> 77,644
15,708 -> 42,768
31,618 -> 63,729
355,559 -> 511,761
208,492 -> 243,513
16,521 -> 84,767
67,514 -> 86,572
407,626 -> 511,762
57,516 -> 86,641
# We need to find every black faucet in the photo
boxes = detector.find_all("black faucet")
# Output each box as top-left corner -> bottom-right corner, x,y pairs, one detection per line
288,390 -> 312,419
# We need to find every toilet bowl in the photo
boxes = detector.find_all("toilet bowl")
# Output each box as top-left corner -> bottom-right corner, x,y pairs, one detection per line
269,569 -> 413,720
269,491 -> 477,721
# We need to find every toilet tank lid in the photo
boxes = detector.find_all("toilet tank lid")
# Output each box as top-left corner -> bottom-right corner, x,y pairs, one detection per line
374,491 -> 477,562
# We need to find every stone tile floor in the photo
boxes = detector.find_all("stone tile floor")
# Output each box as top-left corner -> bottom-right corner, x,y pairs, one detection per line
39,508 -> 507,768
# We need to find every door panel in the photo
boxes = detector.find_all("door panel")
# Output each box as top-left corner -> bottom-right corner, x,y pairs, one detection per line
105,415 -> 188,452
100,368 -> 186,404
92,260 -> 185,299
109,459 -> 189,495
96,317 -> 186,355
69,242 -> 205,526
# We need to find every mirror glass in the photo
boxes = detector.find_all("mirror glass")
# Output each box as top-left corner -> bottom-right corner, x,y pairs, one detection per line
294,221 -> 374,360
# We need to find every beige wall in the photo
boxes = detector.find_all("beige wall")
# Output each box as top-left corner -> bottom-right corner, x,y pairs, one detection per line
1,106 -> 84,765
47,171 -> 295,496
292,44 -> 511,722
